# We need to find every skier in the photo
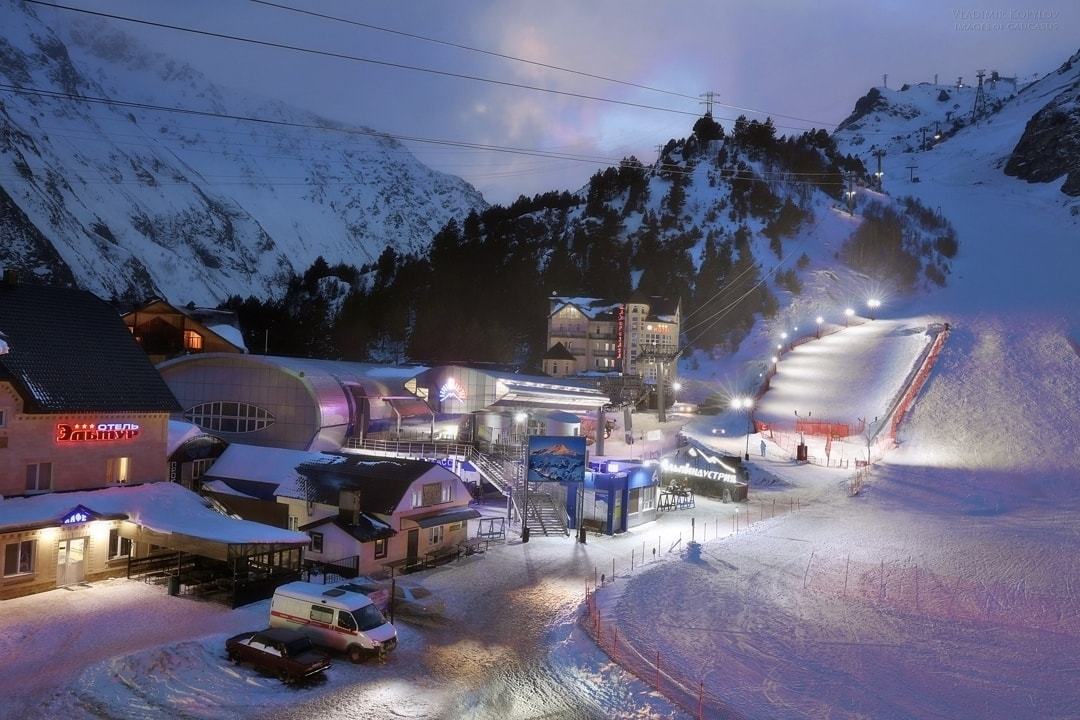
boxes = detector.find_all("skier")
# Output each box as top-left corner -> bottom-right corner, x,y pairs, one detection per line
760,439 -> 767,457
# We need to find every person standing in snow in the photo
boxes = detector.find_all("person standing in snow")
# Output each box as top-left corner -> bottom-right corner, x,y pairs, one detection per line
760,439 -> 767,457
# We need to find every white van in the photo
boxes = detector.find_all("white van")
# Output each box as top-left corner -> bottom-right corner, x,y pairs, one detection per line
270,581 -> 397,662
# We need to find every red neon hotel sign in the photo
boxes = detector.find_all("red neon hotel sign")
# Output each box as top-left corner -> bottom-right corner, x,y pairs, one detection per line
56,422 -> 141,443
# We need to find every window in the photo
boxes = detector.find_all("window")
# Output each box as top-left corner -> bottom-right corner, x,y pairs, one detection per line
309,606 -> 334,625
183,330 -> 204,351
309,532 -> 324,553
191,458 -> 214,480
108,528 -> 133,559
288,516 -> 299,531
420,482 -> 442,507
183,401 -> 275,433
3,540 -> 35,576
429,525 -> 445,545
441,483 -> 453,504
25,463 -> 52,492
337,610 -> 357,632
105,457 -> 130,484
374,538 -> 387,559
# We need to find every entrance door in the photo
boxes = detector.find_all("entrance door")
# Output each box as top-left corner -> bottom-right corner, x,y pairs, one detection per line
407,529 -> 419,561
56,538 -> 87,587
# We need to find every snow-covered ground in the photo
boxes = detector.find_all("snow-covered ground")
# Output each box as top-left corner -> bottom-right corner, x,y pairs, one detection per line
590,56 -> 1080,720
755,318 -> 932,431
1,498 -> 758,720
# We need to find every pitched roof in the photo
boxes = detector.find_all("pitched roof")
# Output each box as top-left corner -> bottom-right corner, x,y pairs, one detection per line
296,454 -> 447,515
0,282 -> 181,413
300,513 -> 396,543
543,342 -> 577,361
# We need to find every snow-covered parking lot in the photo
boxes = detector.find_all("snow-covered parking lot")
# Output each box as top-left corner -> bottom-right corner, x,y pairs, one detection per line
0,498 -> 761,720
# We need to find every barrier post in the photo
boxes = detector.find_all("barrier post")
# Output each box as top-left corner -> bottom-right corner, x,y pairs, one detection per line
612,626 -> 618,659
656,650 -> 661,691
632,548 -> 635,571
698,681 -> 704,720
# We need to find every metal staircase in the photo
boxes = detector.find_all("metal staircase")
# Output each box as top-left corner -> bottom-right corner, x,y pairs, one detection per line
525,491 -> 569,537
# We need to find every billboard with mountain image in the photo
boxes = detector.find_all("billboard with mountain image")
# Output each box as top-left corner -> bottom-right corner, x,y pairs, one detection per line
527,436 -> 587,484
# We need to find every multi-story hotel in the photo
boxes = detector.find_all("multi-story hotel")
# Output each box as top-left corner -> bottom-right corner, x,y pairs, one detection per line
543,292 -> 681,383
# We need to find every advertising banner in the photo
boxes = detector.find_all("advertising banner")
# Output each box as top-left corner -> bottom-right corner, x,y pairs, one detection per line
527,435 -> 586,484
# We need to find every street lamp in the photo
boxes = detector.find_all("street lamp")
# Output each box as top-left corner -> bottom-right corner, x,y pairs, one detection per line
815,315 -> 824,338
867,298 -> 881,320
770,355 -> 779,364
672,381 -> 681,404
731,397 -> 754,461
844,307 -> 855,326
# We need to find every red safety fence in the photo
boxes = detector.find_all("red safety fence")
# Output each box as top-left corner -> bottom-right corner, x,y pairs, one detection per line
885,325 -> 949,441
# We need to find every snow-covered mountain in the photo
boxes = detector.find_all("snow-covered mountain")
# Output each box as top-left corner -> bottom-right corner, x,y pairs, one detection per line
835,50 -> 1080,198
0,1 -> 485,304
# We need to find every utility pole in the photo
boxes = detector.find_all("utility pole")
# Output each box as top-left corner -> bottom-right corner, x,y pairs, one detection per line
654,143 -> 665,171
934,73 -> 938,85
698,91 -> 719,117
656,360 -> 667,423
921,128 -> 927,151
882,73 -> 887,89
845,173 -> 856,215
872,148 -> 886,190
972,69 -> 987,124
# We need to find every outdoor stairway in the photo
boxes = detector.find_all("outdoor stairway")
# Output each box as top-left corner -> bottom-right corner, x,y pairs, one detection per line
525,492 -> 568,537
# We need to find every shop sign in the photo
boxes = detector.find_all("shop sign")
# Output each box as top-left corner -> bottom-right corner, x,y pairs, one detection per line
61,506 -> 96,525
56,422 -> 141,443
661,461 -> 736,483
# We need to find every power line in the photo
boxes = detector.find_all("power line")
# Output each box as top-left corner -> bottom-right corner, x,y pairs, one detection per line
26,0 -> 704,120
0,83 -> 846,187
250,0 -> 846,128
249,0 -> 700,102
26,0 -> 844,134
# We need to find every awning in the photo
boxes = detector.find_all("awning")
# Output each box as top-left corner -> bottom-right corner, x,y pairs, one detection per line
409,507 -> 482,528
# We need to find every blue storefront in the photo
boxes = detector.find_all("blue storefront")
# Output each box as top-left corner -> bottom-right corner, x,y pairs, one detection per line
566,461 -> 660,535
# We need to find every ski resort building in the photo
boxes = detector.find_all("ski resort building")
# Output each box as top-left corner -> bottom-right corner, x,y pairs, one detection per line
122,298 -> 248,364
0,276 -> 306,601
544,292 -> 681,383
202,445 -> 478,576
158,355 -> 428,452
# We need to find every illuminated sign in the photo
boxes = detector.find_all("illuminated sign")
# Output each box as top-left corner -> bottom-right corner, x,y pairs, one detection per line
660,461 -> 736,482
438,378 -> 466,404
615,305 -> 626,361
61,505 -> 96,525
56,422 -> 141,443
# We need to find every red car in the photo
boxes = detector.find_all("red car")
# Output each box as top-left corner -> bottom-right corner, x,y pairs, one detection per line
225,628 -> 331,683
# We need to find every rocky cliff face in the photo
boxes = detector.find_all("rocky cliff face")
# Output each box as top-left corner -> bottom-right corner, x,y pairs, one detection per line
0,1 -> 485,303
1004,52 -> 1080,196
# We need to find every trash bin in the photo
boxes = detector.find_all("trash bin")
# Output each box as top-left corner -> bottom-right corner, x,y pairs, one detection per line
521,526 -> 530,543
796,443 -> 808,462
578,524 -> 587,544
167,575 -> 180,596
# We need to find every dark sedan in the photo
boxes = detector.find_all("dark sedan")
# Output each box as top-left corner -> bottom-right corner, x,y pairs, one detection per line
225,628 -> 331,683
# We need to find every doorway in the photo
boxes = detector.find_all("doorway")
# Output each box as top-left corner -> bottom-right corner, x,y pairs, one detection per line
407,529 -> 419,561
56,537 -> 87,587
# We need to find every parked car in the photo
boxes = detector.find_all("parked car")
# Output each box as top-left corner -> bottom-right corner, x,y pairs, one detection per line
225,628 -> 330,683
336,579 -> 446,618
270,581 -> 397,662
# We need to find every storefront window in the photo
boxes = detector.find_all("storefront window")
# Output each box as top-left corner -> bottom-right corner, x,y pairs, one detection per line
106,457 -> 130,484
108,529 -> 133,559
3,540 -> 35,576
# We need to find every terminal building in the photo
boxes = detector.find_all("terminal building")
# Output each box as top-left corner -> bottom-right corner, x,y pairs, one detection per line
544,292 -> 680,383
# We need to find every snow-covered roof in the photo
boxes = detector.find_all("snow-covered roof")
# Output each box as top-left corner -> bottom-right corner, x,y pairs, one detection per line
206,323 -> 247,352
550,296 -> 623,320
167,420 -> 204,457
205,444 -> 345,501
0,483 -> 309,545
